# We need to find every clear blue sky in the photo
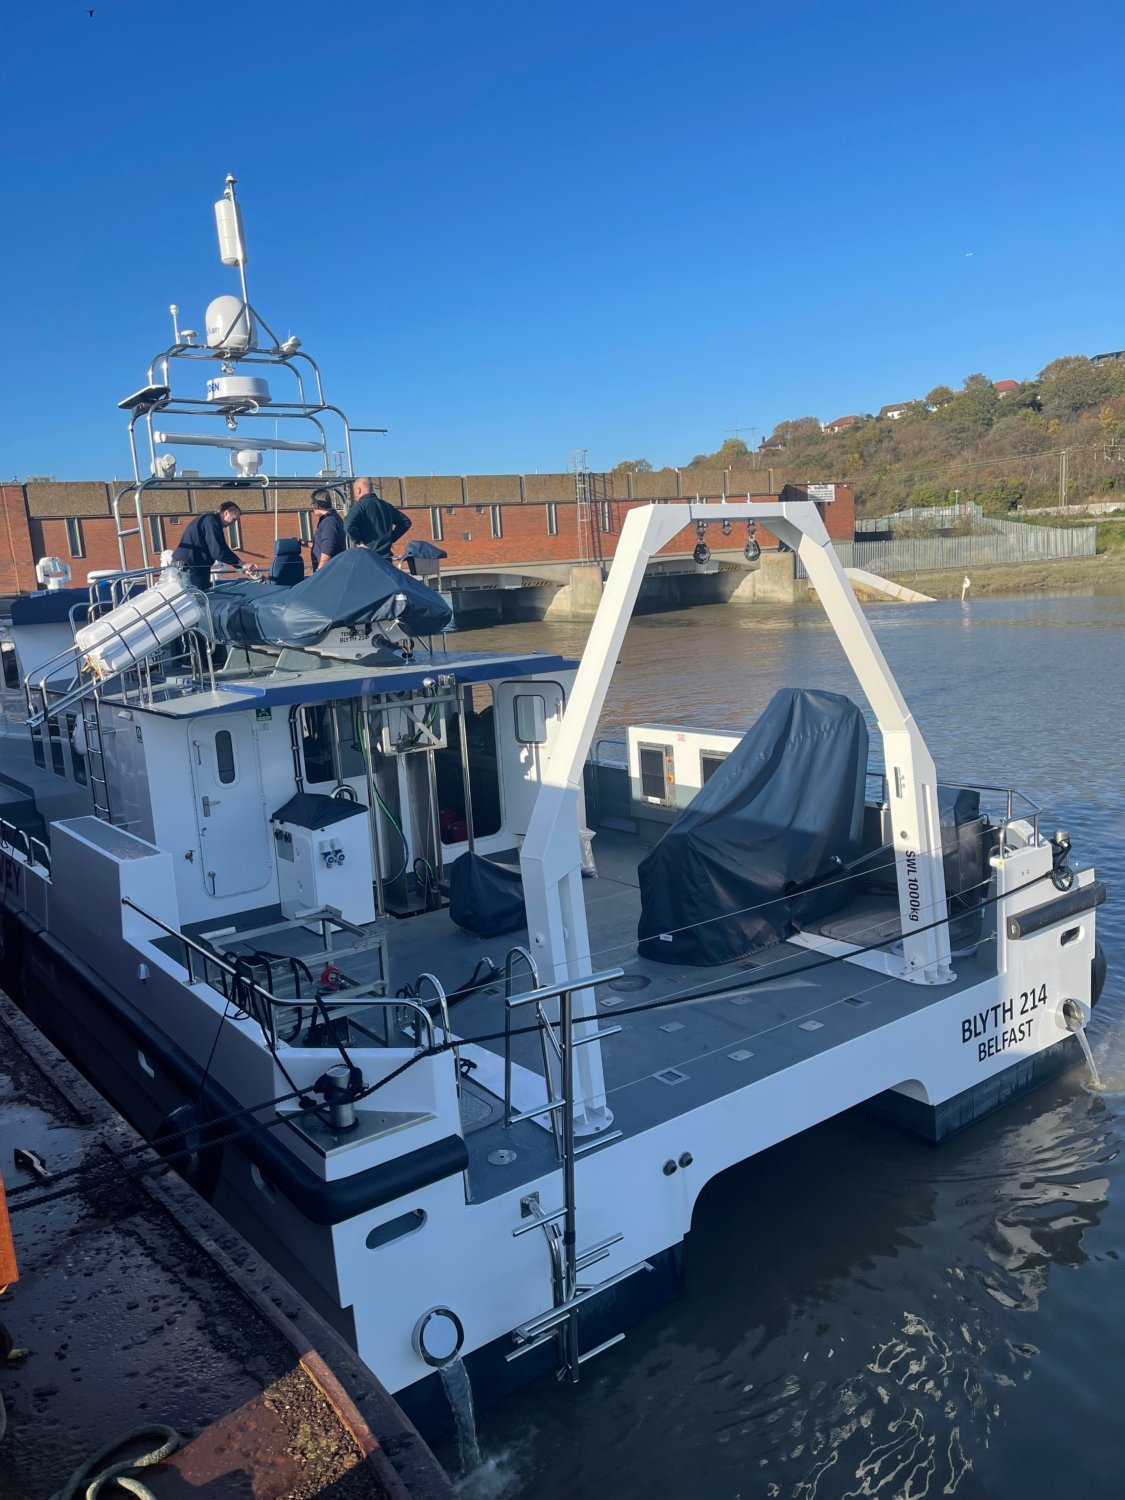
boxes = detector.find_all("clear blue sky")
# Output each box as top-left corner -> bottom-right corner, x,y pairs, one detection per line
3,0 -> 1124,480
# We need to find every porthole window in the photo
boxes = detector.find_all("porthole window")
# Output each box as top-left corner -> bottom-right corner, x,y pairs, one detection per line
215,729 -> 237,784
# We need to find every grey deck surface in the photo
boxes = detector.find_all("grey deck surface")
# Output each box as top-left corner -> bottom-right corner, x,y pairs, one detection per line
184,830 -> 996,1203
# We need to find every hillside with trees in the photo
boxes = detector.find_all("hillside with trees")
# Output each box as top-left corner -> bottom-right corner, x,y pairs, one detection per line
620,357 -> 1125,515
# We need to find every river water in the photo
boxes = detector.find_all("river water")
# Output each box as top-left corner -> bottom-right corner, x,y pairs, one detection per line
447,588 -> 1125,1500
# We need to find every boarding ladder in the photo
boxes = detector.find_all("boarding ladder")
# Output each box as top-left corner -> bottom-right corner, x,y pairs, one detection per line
82,701 -> 113,823
503,965 -> 648,1384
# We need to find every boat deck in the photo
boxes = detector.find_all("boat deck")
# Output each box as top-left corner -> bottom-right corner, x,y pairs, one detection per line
190,828 -> 995,1204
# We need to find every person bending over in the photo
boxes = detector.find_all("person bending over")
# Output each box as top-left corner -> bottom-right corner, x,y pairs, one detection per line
171,502 -> 259,591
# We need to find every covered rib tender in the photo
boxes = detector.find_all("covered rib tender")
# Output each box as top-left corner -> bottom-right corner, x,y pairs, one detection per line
205,548 -> 452,647
637,688 -> 869,965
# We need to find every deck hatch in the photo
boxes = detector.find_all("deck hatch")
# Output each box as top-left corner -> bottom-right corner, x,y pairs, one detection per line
653,1067 -> 689,1086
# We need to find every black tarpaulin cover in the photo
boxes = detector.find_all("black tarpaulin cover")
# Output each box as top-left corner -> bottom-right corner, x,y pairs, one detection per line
448,852 -> 527,938
205,548 -> 452,647
637,688 -> 869,965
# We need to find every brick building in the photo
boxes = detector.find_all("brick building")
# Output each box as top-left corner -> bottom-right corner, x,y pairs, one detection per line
0,470 -> 854,596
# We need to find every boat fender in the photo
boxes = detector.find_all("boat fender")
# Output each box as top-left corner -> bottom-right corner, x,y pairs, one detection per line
153,1101 -> 222,1201
1092,942 -> 1107,1009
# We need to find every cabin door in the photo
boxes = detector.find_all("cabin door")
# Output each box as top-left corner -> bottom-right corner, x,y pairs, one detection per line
188,715 -> 273,899
494,680 -> 566,838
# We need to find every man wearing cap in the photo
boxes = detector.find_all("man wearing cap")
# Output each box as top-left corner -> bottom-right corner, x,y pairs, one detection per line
344,477 -> 412,559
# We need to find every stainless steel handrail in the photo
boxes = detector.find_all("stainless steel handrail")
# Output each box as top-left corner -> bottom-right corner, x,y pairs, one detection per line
121,896 -> 434,1049
0,819 -> 50,872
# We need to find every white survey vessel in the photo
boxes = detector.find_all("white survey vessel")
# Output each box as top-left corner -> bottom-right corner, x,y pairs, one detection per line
0,179 -> 1107,1433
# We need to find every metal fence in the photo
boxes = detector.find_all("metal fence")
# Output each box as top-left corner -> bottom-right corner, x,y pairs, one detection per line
799,511 -> 1096,577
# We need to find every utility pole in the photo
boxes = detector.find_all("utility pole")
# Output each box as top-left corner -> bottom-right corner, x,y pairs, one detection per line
1058,448 -> 1069,509
728,423 -> 757,450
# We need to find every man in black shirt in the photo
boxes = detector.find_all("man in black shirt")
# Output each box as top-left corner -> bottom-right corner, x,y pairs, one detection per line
171,502 -> 258,590
307,490 -> 346,571
343,477 -> 412,558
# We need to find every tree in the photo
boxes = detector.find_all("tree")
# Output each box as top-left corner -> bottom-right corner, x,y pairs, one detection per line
613,458 -> 653,473
768,417 -> 820,446
926,384 -> 955,407
1037,355 -> 1113,418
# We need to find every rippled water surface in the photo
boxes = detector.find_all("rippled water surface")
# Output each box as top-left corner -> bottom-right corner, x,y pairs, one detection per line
450,590 -> 1125,1500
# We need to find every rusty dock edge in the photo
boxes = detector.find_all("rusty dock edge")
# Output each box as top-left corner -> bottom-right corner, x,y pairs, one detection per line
0,993 -> 454,1500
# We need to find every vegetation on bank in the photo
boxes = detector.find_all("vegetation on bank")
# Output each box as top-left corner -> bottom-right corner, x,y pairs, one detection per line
616,356 -> 1125,517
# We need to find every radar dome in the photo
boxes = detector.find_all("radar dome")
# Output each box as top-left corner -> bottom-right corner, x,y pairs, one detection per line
205,295 -> 256,355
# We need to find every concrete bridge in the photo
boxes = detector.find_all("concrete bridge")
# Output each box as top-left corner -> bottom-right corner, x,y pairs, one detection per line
436,548 -> 806,623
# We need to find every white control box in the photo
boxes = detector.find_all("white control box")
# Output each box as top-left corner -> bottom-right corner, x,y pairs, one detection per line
271,794 -> 375,927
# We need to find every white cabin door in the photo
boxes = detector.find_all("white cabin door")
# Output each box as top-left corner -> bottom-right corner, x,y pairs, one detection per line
188,716 -> 272,898
495,680 -> 566,838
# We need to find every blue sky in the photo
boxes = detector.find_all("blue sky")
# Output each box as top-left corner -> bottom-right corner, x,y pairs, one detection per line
3,0 -> 1124,480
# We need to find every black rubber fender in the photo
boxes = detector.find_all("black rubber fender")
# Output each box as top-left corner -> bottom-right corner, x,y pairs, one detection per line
1092,941 -> 1107,1009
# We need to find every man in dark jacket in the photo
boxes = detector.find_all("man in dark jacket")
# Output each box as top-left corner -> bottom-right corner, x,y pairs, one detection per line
171,502 -> 259,590
307,490 -> 346,571
344,477 -> 412,558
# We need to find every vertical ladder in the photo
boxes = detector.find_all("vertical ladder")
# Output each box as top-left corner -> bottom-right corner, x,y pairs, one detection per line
82,698 -> 113,823
504,967 -> 647,1383
572,448 -> 592,566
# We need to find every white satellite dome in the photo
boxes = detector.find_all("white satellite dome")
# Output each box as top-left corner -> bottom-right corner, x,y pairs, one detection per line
205,294 -> 256,354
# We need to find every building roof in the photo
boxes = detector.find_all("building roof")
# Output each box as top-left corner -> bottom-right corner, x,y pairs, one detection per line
825,415 -> 862,430
992,379 -> 1019,393
878,402 -> 912,418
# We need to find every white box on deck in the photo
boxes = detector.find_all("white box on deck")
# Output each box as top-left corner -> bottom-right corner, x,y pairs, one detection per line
272,798 -> 376,928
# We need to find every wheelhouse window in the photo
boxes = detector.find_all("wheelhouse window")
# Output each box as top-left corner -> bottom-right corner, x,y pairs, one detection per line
299,702 -> 366,785
514,693 -> 547,745
48,716 -> 65,776
434,683 -> 501,842
0,642 -> 19,690
67,713 -> 87,785
214,729 -> 237,784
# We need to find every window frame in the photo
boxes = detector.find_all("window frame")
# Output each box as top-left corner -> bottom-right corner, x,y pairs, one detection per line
513,692 -> 548,745
65,517 -> 86,558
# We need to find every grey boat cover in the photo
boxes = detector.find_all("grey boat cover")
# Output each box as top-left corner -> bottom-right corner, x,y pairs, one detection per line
637,688 -> 869,965
448,852 -> 526,938
205,548 -> 452,648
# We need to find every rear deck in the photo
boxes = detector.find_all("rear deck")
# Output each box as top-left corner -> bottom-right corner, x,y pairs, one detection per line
183,827 -> 997,1205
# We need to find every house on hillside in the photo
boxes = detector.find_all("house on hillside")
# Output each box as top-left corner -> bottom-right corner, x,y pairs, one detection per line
759,434 -> 786,452
823,414 -> 863,435
878,402 -> 913,420
993,379 -> 1019,397
1091,350 -> 1125,367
